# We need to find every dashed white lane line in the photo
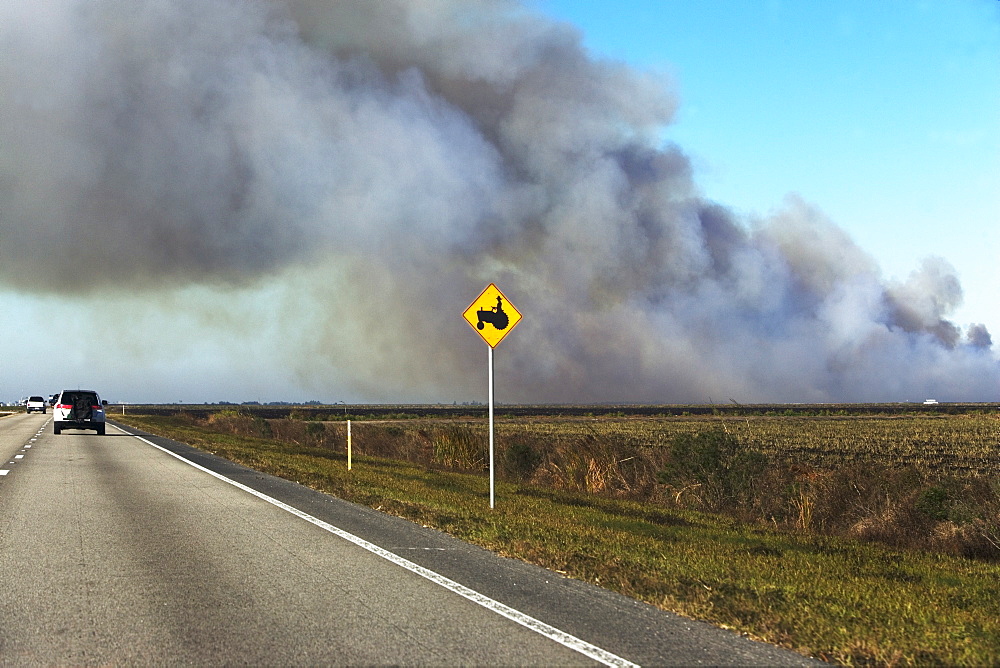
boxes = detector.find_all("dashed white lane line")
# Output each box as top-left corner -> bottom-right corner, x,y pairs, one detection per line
14,455 -> 24,459
0,470 -> 8,476
118,426 -> 639,668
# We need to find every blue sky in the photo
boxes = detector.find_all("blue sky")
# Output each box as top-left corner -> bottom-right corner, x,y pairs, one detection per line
2,1 -> 997,405
535,0 -> 1000,334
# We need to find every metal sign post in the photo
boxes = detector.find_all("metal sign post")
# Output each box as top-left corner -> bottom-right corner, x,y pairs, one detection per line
463,284 -> 522,508
488,346 -> 495,508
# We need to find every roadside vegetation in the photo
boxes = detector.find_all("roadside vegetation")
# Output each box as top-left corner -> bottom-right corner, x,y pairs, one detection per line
113,407 -> 1000,665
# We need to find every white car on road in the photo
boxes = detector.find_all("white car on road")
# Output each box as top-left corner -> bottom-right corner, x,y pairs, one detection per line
25,396 -> 47,414
53,390 -> 107,435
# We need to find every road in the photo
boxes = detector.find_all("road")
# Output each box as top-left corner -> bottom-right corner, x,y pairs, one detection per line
0,412 -> 817,666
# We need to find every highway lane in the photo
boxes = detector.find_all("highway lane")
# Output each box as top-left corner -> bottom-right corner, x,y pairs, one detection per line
0,413 -> 817,665
0,412 -> 47,480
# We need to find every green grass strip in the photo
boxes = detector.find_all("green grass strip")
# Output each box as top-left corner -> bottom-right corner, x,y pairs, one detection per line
115,415 -> 1000,665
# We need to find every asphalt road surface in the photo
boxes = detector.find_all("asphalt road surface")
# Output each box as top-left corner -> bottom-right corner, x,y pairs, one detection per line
0,412 -> 818,666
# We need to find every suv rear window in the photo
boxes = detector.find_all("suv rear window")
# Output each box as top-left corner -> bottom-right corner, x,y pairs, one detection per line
60,392 -> 98,404
28,396 -> 44,402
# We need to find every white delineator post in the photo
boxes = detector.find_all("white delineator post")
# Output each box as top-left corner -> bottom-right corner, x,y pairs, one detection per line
347,419 -> 352,470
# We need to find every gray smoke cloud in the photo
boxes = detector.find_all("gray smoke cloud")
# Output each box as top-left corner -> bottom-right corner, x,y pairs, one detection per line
1,0 -> 996,402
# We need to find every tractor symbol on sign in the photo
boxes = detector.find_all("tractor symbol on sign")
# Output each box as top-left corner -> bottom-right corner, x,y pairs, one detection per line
476,296 -> 509,331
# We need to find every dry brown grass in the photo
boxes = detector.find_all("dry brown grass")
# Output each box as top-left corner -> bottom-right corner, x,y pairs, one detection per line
114,409 -> 1000,664
190,409 -> 1000,561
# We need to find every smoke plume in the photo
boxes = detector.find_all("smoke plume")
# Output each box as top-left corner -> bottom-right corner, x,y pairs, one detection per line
1,0 -> 996,402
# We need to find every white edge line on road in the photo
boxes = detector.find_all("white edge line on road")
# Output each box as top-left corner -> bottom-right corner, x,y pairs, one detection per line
117,425 -> 638,668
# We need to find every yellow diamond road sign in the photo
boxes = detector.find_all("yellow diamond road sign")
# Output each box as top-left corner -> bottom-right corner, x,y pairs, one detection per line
463,283 -> 522,348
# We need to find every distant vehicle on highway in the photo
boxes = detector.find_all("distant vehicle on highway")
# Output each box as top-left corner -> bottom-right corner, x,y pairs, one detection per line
53,390 -> 108,435
25,396 -> 46,414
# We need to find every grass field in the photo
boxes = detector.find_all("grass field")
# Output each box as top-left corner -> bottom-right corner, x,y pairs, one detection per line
112,406 -> 1000,665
